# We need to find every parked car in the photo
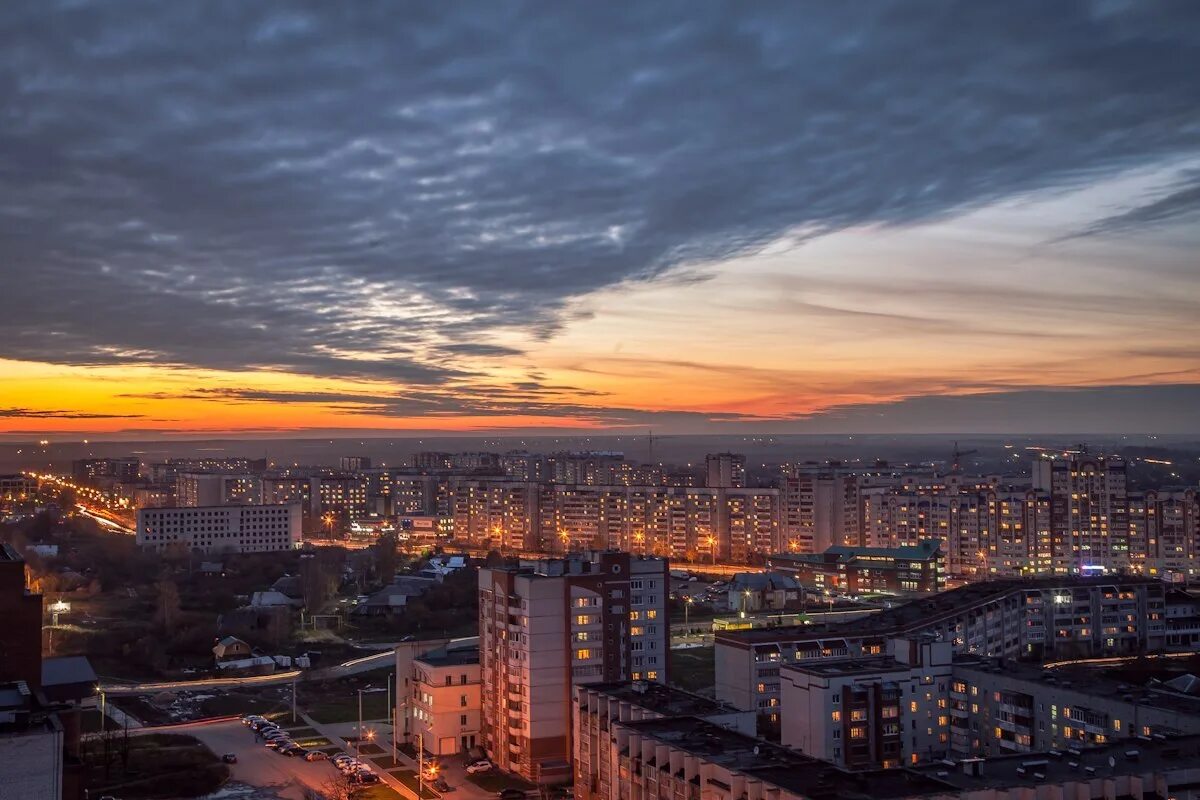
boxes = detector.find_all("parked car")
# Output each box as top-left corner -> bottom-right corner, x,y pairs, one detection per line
498,790 -> 528,800
352,771 -> 381,784
304,751 -> 328,762
466,760 -> 493,774
433,777 -> 454,792
222,753 -> 238,764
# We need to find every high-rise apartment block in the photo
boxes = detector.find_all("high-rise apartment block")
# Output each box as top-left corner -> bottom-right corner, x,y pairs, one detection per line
706,453 -> 746,488
478,552 -> 669,784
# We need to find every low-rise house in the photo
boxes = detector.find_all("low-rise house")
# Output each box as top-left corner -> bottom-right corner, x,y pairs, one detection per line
726,572 -> 803,612
352,576 -> 437,616
250,589 -> 303,609
212,635 -> 252,662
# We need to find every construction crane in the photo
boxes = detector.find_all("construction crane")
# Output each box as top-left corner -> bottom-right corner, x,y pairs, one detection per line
951,441 -> 978,473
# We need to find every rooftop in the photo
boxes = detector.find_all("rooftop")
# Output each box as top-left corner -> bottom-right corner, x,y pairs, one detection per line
954,655 -> 1200,717
619,716 -> 953,799
416,645 -> 480,668
41,656 -> 97,689
911,734 -> 1200,789
582,681 -> 739,718
718,576 -> 1164,646
782,655 -> 911,678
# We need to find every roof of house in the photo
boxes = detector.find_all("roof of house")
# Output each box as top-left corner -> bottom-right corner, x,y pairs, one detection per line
216,635 -> 247,647
41,655 -> 97,688
729,572 -> 801,592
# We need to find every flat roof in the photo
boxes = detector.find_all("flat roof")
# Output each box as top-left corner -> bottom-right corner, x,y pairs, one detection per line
416,646 -> 480,668
954,656 -> 1200,717
717,576 -> 1164,646
619,717 -> 954,799
782,656 -> 910,678
582,681 -> 739,717
911,734 -> 1200,788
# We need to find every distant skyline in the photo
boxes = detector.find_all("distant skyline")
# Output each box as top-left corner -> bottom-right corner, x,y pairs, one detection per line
3,2 -> 1199,437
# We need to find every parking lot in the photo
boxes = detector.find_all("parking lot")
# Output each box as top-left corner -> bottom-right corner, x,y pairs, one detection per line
187,719 -> 350,800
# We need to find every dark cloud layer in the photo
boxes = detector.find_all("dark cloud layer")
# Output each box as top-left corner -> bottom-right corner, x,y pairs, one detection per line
0,407 -> 142,419
2,1 -> 1198,387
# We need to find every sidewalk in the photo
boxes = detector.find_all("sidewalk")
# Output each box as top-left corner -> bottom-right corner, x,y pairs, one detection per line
300,712 -> 427,800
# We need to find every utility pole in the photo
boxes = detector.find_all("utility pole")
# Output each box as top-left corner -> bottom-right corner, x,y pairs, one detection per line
291,676 -> 297,724
356,689 -> 363,759
418,732 -> 424,798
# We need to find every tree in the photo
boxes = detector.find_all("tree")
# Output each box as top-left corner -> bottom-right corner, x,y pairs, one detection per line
374,532 -> 399,583
155,575 -> 181,631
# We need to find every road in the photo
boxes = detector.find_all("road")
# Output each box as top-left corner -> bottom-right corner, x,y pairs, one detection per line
101,649 -> 396,695
184,719 -> 342,800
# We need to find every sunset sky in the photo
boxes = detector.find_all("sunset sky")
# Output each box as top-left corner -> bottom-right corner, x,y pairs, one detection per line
2,2 -> 1199,438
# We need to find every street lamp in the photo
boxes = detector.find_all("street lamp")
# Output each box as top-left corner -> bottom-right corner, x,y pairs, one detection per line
706,535 -> 717,565
322,512 -> 336,538
684,596 -> 694,629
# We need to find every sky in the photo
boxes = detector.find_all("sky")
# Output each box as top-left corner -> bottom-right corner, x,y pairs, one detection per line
2,1 -> 1199,438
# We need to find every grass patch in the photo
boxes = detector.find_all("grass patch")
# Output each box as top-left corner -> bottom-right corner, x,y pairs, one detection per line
467,772 -> 537,792
358,742 -> 385,755
354,786 -> 406,800
81,732 -> 228,799
371,755 -> 404,770
390,769 -> 441,799
669,646 -> 715,694
294,735 -> 333,749
280,725 -> 320,737
304,690 -> 391,724
200,692 -> 288,719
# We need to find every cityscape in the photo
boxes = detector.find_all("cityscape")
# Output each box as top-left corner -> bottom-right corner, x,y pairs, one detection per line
2,4 -> 1200,800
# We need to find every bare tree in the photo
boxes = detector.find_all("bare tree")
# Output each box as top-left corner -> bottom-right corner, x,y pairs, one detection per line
155,574 -> 181,631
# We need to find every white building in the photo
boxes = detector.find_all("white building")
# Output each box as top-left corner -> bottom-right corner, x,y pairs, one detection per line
137,503 -> 301,554
780,638 -> 953,769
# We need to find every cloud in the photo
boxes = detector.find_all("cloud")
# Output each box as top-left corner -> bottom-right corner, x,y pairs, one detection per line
0,407 -> 144,419
1068,174 -> 1200,239
0,0 -> 1196,393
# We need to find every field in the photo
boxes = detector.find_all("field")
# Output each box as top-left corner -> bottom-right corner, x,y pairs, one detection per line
669,646 -> 715,694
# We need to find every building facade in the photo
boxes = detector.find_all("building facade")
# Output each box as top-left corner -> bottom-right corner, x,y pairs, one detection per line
478,552 -> 669,784
136,504 -> 302,553
409,645 -> 481,756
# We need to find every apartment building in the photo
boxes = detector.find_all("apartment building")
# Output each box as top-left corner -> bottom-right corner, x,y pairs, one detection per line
1033,454 -> 1130,575
0,474 -> 37,501
71,456 -> 140,485
409,645 -> 481,756
574,681 -> 755,800
176,472 -> 261,507
706,453 -> 746,488
714,577 -> 1169,726
780,639 -> 954,768
767,540 -> 945,594
478,552 -> 669,784
136,504 -> 301,554
595,715 -> 1200,800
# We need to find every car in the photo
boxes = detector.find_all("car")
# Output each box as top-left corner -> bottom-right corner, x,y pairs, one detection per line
265,738 -> 292,749
304,751 -> 328,762
331,754 -> 355,767
222,753 -> 238,764
465,760 -> 493,774
498,790 -> 528,800
241,715 -> 263,726
352,772 -> 381,784
433,777 -> 454,792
